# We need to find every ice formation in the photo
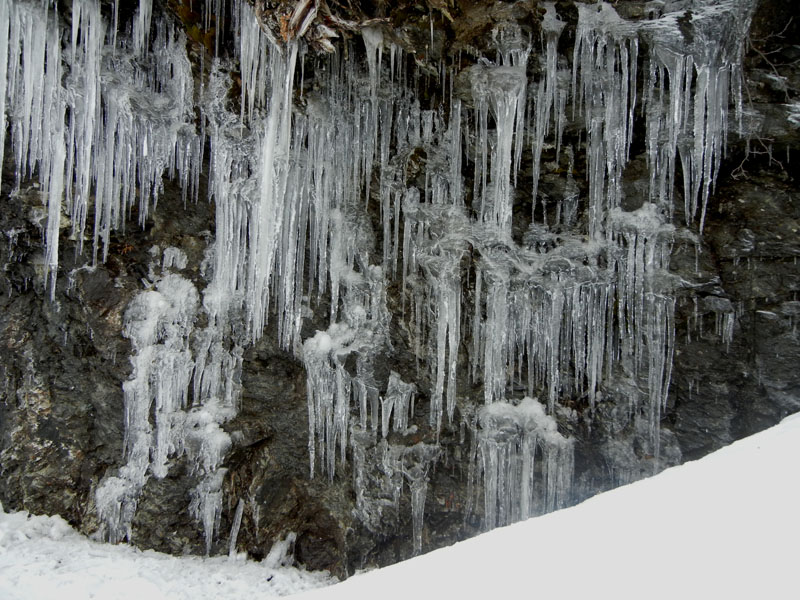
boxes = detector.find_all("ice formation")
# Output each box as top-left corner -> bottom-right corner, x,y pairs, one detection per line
477,398 -> 573,528
641,0 -> 755,230
94,247 -> 239,549
351,432 -> 439,555
531,3 -> 567,214
471,61 -> 527,236
573,1 -> 639,237
0,0 -> 758,551
96,266 -> 200,544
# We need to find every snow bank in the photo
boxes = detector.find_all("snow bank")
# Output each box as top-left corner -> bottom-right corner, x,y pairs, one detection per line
0,509 -> 334,600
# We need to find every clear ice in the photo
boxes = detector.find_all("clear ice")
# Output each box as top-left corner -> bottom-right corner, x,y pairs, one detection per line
0,0 -> 758,549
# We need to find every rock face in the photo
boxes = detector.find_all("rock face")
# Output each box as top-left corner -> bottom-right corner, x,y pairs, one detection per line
0,0 -> 798,579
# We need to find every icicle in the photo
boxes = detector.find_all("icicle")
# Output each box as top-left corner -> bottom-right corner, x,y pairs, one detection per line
362,27 -> 384,101
470,64 -> 526,236
228,498 -> 245,557
703,296 -> 736,351
303,325 -> 361,480
44,111 -> 65,300
641,0 -> 756,229
95,271 -> 199,543
190,469 -> 227,555
572,2 -> 639,237
530,3 -> 566,214
2,0 -> 201,281
351,433 -> 438,553
65,0 -> 102,256
479,253 -> 511,404
133,0 -> 153,56
40,0 -> 67,299
0,0 -> 759,558
608,204 -> 675,461
237,0 -> 271,122
0,1 -> 10,192
3,2 -> 66,296
448,98 -> 463,206
409,476 -> 427,554
246,40 -> 299,343
419,249 -> 464,431
477,398 -> 573,529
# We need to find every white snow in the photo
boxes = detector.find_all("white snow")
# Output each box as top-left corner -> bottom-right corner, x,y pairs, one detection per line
2,412 -> 798,599
0,509 -> 334,600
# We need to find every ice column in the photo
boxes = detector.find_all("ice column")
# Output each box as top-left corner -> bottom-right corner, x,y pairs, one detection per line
642,0 -> 756,230
530,2 -> 567,211
95,272 -> 199,543
477,398 -> 573,529
608,204 -> 675,460
470,64 -> 527,236
572,2 -> 639,237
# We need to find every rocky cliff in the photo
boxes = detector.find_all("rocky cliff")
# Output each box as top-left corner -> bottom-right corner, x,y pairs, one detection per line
0,0 -> 798,579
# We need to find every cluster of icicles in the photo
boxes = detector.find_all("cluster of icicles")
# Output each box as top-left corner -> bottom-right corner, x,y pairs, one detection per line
0,0 -> 754,554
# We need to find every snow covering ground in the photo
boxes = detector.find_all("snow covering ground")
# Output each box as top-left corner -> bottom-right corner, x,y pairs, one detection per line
0,515 -> 334,599
2,412 -> 799,599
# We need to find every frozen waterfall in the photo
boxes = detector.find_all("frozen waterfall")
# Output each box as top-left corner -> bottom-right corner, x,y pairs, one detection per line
0,0 -> 757,553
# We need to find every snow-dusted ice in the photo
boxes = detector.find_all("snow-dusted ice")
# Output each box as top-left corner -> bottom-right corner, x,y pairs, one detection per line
2,412 -> 798,599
